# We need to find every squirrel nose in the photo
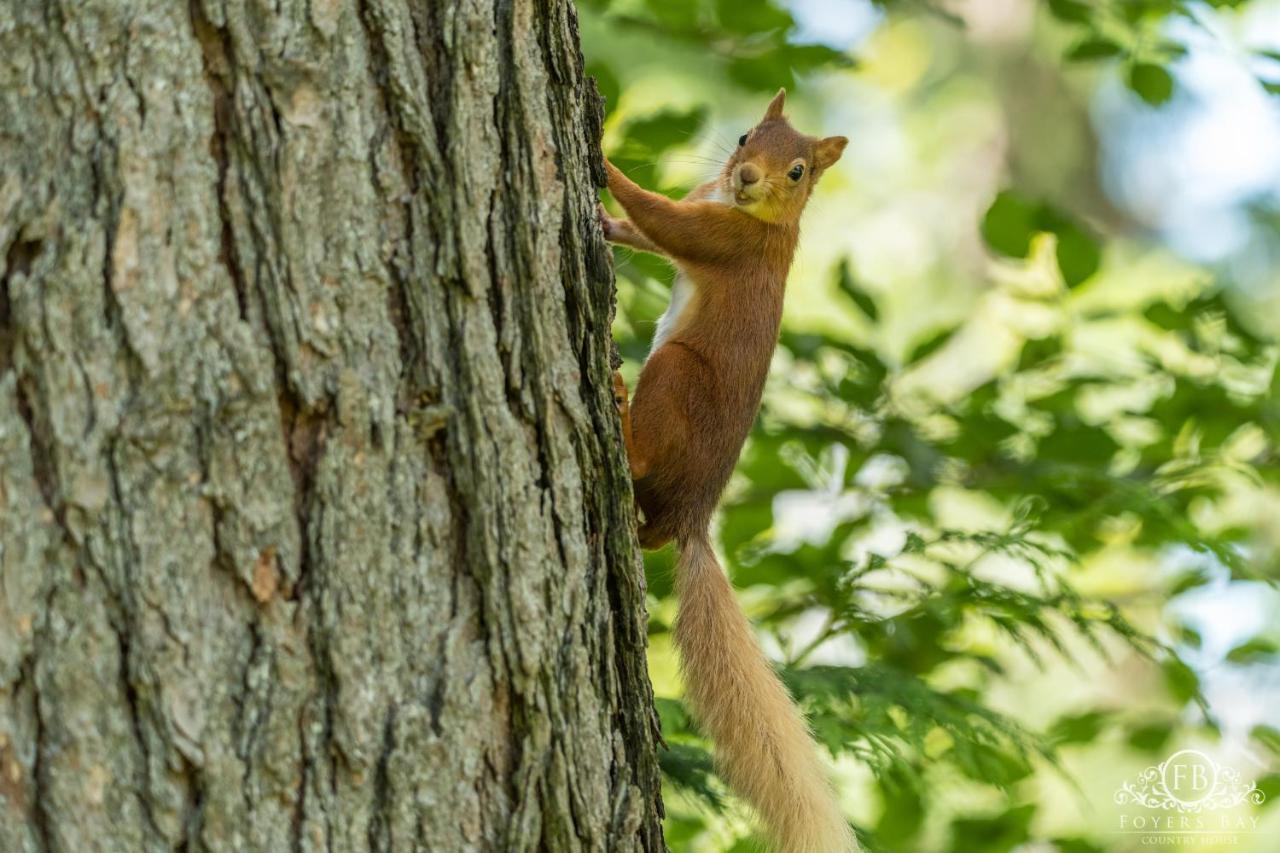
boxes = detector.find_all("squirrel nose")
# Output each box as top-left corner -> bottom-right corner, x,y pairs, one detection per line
738,163 -> 761,186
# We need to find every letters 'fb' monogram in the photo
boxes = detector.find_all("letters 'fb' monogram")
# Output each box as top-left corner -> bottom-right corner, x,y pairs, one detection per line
1114,749 -> 1266,813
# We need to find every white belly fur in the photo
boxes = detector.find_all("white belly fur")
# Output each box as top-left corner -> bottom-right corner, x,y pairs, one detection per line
648,186 -> 730,356
652,273 -> 693,352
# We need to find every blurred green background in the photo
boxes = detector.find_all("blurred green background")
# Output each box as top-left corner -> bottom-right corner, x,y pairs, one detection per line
583,0 -> 1280,850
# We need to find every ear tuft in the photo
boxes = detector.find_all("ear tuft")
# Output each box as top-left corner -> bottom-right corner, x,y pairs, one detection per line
764,88 -> 786,120
814,135 -> 848,170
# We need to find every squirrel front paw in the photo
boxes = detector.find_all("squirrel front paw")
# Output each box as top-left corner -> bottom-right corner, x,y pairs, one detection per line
598,202 -> 621,241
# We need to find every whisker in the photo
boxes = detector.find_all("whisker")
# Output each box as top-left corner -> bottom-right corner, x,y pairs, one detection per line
665,162 -> 726,176
701,130 -> 737,157
614,161 -> 667,173
677,127 -> 732,156
665,154 -> 725,165
705,127 -> 739,149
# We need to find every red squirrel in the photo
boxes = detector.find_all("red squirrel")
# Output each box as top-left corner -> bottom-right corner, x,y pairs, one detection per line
601,89 -> 855,852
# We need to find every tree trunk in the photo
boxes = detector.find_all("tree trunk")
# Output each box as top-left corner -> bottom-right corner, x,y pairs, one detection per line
0,0 -> 665,850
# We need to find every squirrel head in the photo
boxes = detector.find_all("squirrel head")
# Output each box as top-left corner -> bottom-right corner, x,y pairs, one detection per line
720,89 -> 847,224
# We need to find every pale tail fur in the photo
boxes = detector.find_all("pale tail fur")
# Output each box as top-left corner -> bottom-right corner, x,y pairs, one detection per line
674,535 -> 858,852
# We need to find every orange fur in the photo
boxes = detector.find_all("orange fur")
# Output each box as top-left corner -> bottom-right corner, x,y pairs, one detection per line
678,537 -> 854,852
604,90 -> 855,851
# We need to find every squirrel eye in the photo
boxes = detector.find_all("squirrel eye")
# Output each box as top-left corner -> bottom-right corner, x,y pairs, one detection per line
788,164 -> 805,181
738,133 -> 747,147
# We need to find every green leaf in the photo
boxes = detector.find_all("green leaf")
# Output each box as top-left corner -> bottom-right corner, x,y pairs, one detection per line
1127,721 -> 1174,753
982,192 -> 1100,286
982,190 -> 1038,258
1036,420 -> 1118,467
1065,37 -> 1123,62
1048,709 -> 1111,746
728,56 -> 795,92
1053,219 -> 1102,288
641,0 -> 701,31
1252,724 -> 1280,755
876,766 -> 925,844
836,260 -> 879,321
784,43 -> 854,73
714,0 -> 793,34
655,696 -> 696,735
1225,636 -> 1278,664
948,803 -> 1036,853
1047,0 -> 1093,24
906,326 -> 960,365
958,745 -> 1034,787
1119,0 -> 1182,23
1015,335 -> 1063,371
617,106 -> 708,158
1256,772 -> 1280,809
1128,62 -> 1175,106
1162,657 -> 1200,705
718,500 -> 773,558
658,743 -> 725,809
1144,300 -> 1191,332
779,330 -> 826,360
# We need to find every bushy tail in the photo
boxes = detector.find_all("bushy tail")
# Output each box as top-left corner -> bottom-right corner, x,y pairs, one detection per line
674,534 -> 857,852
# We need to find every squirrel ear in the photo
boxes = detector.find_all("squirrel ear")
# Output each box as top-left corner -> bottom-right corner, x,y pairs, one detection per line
814,135 -> 848,170
764,88 -> 786,120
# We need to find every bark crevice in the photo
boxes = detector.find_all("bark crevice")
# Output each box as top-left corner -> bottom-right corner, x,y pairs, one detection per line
189,0 -> 251,326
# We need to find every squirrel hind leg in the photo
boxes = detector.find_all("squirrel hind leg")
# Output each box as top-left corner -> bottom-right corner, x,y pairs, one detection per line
637,523 -> 671,550
614,370 -> 650,480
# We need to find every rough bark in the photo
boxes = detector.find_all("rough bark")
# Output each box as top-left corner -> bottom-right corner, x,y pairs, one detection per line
0,0 -> 664,850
